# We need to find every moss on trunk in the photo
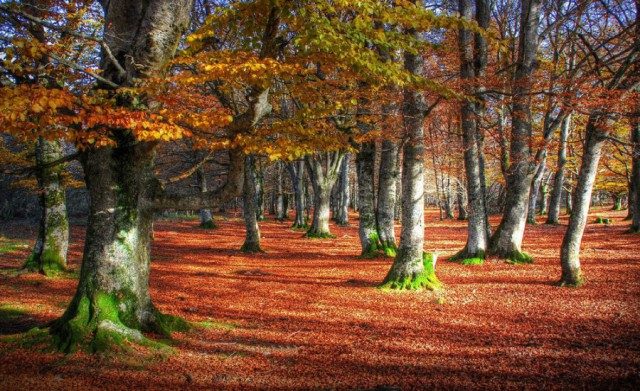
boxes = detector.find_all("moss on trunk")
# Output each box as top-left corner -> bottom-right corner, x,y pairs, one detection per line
379,253 -> 442,291
449,248 -> 485,266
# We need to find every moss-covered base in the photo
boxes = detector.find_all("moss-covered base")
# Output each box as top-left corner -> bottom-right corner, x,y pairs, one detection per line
290,223 -> 308,231
304,230 -> 335,239
380,241 -> 397,258
22,250 -> 66,277
50,292 -> 189,354
240,242 -> 264,253
199,220 -> 217,229
379,253 -> 442,291
595,216 -> 612,224
449,248 -> 485,266
505,250 -> 534,264
558,273 -> 585,288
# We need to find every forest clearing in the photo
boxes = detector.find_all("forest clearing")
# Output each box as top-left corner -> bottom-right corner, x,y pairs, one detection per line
1,209 -> 638,390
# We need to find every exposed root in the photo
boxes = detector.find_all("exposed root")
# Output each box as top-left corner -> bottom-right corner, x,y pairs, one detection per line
240,242 -> 264,253
449,248 -> 485,266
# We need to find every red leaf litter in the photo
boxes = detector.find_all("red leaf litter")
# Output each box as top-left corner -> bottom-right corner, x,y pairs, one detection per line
0,208 -> 639,390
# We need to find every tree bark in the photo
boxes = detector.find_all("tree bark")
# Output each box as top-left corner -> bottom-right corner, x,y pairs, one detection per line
377,139 -> 398,256
196,166 -> 216,229
305,152 -> 344,237
24,138 -> 69,276
255,161 -> 265,221
51,0 -> 194,353
380,29 -> 439,290
356,142 -> 380,256
488,0 -> 542,263
560,116 -> 607,286
527,153 -> 547,224
275,161 -> 286,221
547,115 -> 571,224
631,104 -> 640,232
334,154 -> 350,225
242,155 -> 263,252
287,160 -> 306,228
451,0 -> 489,263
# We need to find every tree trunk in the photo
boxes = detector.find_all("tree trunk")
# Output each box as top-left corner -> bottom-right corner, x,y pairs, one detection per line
488,0 -> 542,263
51,0 -> 193,353
356,142 -> 380,256
305,152 -> 344,238
255,161 -> 265,221
196,166 -> 216,229
24,138 -> 69,276
540,179 -> 549,215
612,193 -> 624,211
631,105 -> 640,232
287,160 -> 306,228
456,181 -> 467,220
275,161 -> 286,221
380,33 -> 439,290
451,0 -> 488,264
527,154 -> 546,224
394,146 -> 403,221
242,155 -> 263,252
547,115 -> 570,224
560,116 -> 607,286
334,154 -> 350,225
377,139 -> 398,256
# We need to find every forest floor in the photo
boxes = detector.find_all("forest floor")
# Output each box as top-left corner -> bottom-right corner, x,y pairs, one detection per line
0,208 -> 638,390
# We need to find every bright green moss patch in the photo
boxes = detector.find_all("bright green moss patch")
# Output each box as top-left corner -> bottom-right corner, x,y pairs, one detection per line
507,250 -> 533,264
380,241 -> 397,258
595,216 -> 612,224
379,253 -> 442,291
303,231 -> 335,239
449,249 -> 485,265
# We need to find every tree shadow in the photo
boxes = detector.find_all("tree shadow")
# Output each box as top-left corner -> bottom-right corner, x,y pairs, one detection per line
0,307 -> 45,335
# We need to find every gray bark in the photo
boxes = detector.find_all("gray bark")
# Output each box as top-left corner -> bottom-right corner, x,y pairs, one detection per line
196,166 -> 215,228
24,138 -> 69,276
377,139 -> 398,254
275,161 -> 286,221
547,115 -> 571,224
630,104 -> 640,232
305,152 -> 344,237
560,116 -> 607,285
334,154 -> 350,225
286,160 -> 306,228
489,0 -> 542,261
242,155 -> 262,252
357,142 -> 379,256
527,154 -> 547,224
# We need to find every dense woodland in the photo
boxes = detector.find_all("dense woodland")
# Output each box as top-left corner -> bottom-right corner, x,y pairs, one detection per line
0,0 -> 638,388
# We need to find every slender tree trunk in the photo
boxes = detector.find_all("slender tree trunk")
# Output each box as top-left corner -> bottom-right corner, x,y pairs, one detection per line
242,155 -> 263,252
51,0 -> 193,353
335,154 -> 350,225
381,31 -> 439,290
527,154 -> 546,224
547,115 -> 570,224
196,166 -> 216,229
287,160 -> 306,228
275,161 -> 286,221
24,138 -> 69,276
612,193 -> 624,211
444,176 -> 454,219
377,139 -> 398,256
456,181 -> 467,220
560,116 -> 607,286
451,0 -> 488,263
489,0 -> 542,263
305,152 -> 344,237
540,179 -> 549,215
356,142 -> 380,256
631,106 -> 640,232
255,161 -> 265,221
394,146 -> 403,221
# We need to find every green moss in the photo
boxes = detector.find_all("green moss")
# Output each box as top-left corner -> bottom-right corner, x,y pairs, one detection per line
0,238 -> 27,255
558,274 -> 585,288
379,253 -> 442,291
595,216 -> 611,224
449,249 -> 485,266
151,311 -> 191,337
506,250 -> 533,264
195,319 -> 237,331
40,248 -> 66,277
22,253 -> 39,272
380,241 -> 397,258
199,220 -> 217,229
240,242 -> 264,253
303,230 -> 335,239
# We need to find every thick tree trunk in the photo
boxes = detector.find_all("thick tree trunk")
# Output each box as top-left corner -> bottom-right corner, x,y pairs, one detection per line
287,160 -> 306,228
334,154 -> 350,225
242,155 -> 263,252
489,0 -> 542,263
51,0 -> 193,353
52,144 -> 188,353
527,154 -> 547,224
547,117 -> 570,224
377,139 -> 398,256
560,117 -> 607,286
356,142 -> 380,257
305,152 -> 344,237
24,138 -> 69,276
196,166 -> 216,229
381,36 -> 439,290
451,0 -> 488,264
